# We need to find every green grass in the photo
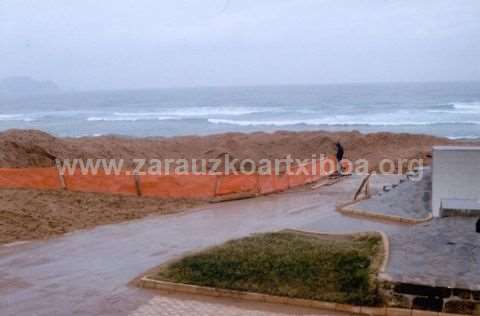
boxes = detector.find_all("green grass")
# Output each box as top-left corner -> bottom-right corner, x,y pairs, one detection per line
154,231 -> 383,306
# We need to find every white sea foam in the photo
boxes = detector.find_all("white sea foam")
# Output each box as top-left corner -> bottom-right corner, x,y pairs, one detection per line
169,106 -> 283,116
447,135 -> 480,140
208,118 -> 480,127
87,116 -> 177,121
452,101 -> 480,109
86,106 -> 282,121
428,101 -> 480,114
0,114 -> 34,122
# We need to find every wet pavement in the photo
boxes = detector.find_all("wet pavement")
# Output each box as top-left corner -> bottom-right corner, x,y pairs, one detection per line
1,175 -> 389,316
344,169 -> 432,220
1,173 -> 478,315
387,217 -> 480,290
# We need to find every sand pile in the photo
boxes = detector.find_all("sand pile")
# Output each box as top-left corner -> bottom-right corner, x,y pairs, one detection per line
0,129 -> 455,170
0,188 -> 201,244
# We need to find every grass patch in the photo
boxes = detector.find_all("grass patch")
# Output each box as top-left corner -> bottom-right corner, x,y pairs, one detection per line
154,231 -> 383,306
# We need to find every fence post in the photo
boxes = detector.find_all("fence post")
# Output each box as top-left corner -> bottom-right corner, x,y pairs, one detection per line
134,174 -> 142,197
56,166 -> 67,190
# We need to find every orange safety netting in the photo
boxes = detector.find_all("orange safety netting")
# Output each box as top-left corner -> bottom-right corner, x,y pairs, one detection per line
0,168 -> 61,190
215,174 -> 258,196
258,174 -> 276,195
140,174 -> 217,199
273,173 -> 290,192
63,170 -> 137,195
0,157 -> 336,199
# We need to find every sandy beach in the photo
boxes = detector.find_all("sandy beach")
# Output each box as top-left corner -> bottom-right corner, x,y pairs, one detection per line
0,129 -> 457,169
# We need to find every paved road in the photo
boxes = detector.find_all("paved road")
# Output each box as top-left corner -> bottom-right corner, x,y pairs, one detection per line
1,175 -> 404,316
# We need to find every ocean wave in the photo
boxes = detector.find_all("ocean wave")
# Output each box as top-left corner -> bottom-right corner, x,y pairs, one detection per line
452,101 -> 480,109
447,135 -> 480,140
428,101 -> 480,114
0,114 -> 35,122
113,106 -> 281,118
85,106 -> 282,121
208,118 -> 480,127
87,115 -> 177,121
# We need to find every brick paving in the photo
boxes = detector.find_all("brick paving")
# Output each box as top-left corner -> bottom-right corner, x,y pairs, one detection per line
129,296 -> 337,316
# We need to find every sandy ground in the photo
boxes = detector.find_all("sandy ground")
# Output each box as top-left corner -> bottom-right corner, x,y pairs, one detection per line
0,129 -> 459,170
0,188 -> 201,244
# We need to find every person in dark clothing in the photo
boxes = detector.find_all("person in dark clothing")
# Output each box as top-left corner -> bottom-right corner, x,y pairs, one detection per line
335,142 -> 344,175
476,218 -> 480,233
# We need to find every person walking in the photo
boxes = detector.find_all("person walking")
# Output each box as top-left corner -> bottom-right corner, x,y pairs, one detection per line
335,142 -> 344,176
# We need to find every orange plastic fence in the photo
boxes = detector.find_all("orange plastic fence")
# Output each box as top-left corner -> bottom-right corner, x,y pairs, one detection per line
311,160 -> 325,182
258,174 -> 276,195
321,156 -> 337,175
63,170 -> 137,195
288,164 -> 312,188
140,174 -> 217,199
0,157 -> 336,199
0,168 -> 61,190
273,173 -> 289,192
215,174 -> 258,196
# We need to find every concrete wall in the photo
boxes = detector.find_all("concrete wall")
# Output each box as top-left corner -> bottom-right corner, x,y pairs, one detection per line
432,146 -> 480,217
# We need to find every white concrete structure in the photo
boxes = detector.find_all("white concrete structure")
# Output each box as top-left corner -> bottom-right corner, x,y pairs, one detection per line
432,146 -> 480,217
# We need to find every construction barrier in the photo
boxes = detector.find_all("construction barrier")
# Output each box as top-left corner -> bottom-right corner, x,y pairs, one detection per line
311,160 -> 325,182
288,164 -> 312,188
257,174 -> 276,195
274,173 -> 290,191
63,170 -> 137,196
215,174 -> 258,196
0,168 -> 62,190
140,174 -> 217,199
0,157 -> 338,200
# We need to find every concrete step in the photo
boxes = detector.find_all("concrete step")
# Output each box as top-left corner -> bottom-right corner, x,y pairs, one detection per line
441,198 -> 480,217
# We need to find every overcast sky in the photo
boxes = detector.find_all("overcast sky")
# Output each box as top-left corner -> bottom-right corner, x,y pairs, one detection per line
1,0 -> 479,90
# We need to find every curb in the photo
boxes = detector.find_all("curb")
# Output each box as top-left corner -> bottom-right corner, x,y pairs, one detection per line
138,277 -> 455,316
138,277 -> 384,315
137,230 -> 399,316
337,201 -> 433,224
377,231 -> 390,274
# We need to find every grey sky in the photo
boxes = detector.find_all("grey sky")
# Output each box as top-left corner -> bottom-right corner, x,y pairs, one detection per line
1,0 -> 479,90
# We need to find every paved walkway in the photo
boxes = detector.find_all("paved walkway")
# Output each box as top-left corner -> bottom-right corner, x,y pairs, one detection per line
345,169 -> 432,220
129,292 -> 345,316
2,173 -> 478,315
387,217 -> 480,290
3,175 -> 401,316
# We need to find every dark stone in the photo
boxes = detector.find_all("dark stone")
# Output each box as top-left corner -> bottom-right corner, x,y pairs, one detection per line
453,289 -> 472,300
388,294 -> 411,309
394,283 -> 451,298
445,300 -> 475,315
473,291 -> 480,301
412,297 -> 443,311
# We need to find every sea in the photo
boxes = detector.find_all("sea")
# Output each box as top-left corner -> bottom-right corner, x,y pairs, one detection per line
1,81 -> 480,139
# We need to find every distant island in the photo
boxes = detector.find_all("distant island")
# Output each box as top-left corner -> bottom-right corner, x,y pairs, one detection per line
0,76 -> 60,96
